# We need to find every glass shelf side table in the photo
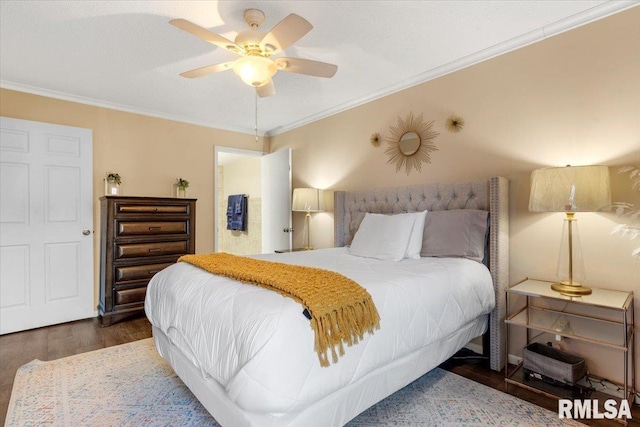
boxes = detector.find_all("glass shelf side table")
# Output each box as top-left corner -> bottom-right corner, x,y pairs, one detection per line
505,278 -> 635,425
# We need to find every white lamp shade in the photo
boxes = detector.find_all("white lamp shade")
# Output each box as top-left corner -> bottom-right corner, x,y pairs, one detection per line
292,188 -> 324,212
529,165 -> 611,213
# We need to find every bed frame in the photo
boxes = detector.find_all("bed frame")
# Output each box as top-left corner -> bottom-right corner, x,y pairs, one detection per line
334,176 -> 509,371
152,176 -> 509,426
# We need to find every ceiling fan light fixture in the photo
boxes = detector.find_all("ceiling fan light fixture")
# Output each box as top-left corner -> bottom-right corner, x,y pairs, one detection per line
172,10 -> 337,96
233,56 -> 277,87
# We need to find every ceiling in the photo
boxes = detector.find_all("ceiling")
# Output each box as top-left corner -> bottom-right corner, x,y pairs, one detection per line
1,1 -> 635,137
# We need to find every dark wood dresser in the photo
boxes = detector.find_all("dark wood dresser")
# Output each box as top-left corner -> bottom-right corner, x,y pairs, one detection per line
99,196 -> 196,326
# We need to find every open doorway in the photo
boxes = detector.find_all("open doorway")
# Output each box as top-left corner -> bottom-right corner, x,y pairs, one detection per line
214,147 -> 292,255
214,147 -> 263,255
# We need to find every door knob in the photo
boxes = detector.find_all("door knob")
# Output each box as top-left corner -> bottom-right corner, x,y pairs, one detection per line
82,229 -> 91,235
283,227 -> 294,233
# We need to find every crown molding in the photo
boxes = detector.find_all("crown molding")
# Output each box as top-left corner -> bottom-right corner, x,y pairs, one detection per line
0,80 -> 261,136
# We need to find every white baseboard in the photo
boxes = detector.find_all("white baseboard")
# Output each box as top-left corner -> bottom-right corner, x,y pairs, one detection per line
508,353 -> 522,365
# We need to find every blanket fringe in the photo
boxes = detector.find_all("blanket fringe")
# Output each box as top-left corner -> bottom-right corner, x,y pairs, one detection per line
312,300 -> 380,367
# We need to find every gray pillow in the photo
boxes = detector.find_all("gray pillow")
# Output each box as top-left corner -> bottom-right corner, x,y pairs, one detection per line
420,210 -> 489,262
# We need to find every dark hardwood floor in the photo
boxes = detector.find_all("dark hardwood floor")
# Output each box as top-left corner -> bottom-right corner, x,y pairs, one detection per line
1,316 -> 637,426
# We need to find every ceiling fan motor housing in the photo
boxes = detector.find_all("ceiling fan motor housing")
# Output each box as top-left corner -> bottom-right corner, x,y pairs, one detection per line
235,30 -> 268,56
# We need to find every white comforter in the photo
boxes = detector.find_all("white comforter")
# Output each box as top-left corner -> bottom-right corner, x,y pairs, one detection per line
145,248 -> 494,415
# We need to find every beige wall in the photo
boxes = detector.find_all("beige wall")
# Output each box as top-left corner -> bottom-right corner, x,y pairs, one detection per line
218,156 -> 262,255
271,9 -> 640,383
0,88 -> 268,308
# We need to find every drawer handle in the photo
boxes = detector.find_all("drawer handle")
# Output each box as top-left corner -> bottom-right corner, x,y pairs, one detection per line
148,226 -> 161,231
148,270 -> 161,274
148,248 -> 162,253
153,208 -> 158,212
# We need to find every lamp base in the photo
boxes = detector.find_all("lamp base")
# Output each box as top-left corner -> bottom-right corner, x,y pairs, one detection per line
550,282 -> 592,297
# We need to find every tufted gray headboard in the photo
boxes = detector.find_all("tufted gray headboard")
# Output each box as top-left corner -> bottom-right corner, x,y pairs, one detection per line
334,177 -> 509,371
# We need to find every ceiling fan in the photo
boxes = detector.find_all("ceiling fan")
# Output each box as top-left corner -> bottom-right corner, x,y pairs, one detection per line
170,9 -> 338,97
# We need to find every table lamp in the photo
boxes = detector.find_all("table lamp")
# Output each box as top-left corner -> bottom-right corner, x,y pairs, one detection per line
292,188 -> 324,250
528,165 -> 611,296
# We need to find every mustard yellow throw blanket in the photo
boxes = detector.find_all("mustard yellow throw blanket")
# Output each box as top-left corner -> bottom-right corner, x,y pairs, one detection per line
178,253 -> 380,367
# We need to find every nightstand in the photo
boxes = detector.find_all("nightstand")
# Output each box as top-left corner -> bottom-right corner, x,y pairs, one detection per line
274,248 -> 313,253
505,278 -> 635,424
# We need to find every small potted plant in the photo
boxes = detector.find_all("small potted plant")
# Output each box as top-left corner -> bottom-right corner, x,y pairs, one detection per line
175,177 -> 189,198
105,172 -> 121,195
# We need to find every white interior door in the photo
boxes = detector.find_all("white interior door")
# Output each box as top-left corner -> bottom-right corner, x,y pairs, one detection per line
0,117 -> 94,334
261,149 -> 292,253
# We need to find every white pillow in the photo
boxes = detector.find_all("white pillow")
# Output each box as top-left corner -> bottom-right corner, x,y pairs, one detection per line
404,211 -> 427,259
349,213 -> 417,261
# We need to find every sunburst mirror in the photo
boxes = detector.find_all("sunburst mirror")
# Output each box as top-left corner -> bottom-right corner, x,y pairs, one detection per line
384,112 -> 438,174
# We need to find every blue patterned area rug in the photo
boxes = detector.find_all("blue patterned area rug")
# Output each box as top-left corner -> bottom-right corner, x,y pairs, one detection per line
6,338 -> 583,426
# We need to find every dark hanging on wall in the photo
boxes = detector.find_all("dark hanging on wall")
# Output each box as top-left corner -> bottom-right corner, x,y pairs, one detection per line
227,194 -> 248,231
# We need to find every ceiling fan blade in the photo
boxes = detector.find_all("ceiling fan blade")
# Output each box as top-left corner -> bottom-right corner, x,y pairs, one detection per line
179,62 -> 235,78
170,19 -> 244,55
274,57 -> 337,78
256,80 -> 276,98
260,14 -> 312,55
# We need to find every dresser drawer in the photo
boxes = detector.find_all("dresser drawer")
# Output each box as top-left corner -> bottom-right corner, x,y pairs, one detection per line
116,221 -> 187,237
115,241 -> 188,259
115,262 -> 174,283
116,203 -> 189,215
114,287 -> 147,305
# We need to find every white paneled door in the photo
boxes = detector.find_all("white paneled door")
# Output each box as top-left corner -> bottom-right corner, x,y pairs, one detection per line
261,149 -> 292,253
0,117 -> 94,334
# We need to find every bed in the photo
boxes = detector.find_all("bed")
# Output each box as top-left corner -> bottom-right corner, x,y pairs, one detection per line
145,177 -> 509,427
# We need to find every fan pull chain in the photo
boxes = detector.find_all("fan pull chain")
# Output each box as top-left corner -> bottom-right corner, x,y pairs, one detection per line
255,90 -> 258,143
